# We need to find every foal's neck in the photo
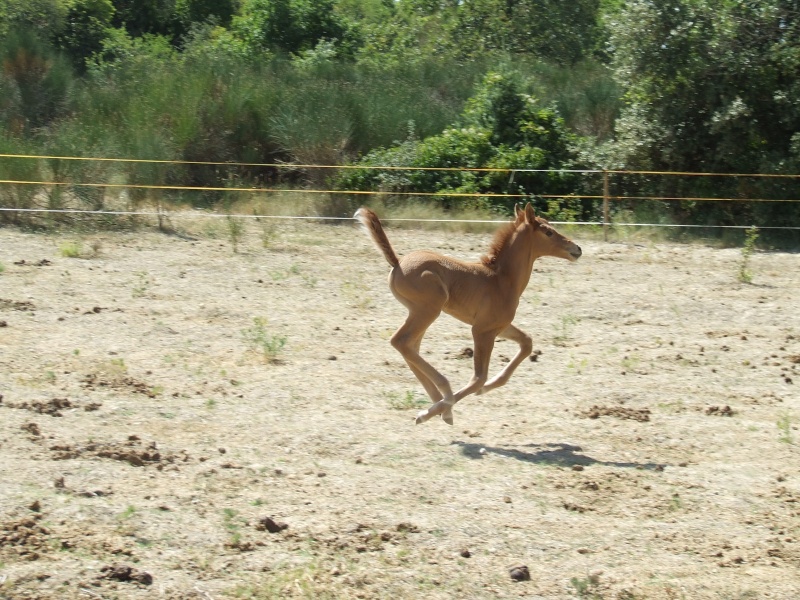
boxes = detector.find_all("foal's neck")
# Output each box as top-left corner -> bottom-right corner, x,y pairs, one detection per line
493,228 -> 537,297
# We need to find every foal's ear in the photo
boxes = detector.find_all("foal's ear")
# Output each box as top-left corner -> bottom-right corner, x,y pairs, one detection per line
524,202 -> 536,224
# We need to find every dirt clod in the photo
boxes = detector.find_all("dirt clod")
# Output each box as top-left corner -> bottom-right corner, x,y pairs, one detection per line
705,405 -> 735,417
13,259 -> 51,267
0,514 -> 51,560
82,372 -> 156,398
582,405 -> 651,422
7,397 -> 72,416
0,299 -> 35,311
48,437 -> 189,468
256,517 -> 289,533
21,422 -> 41,436
509,564 -> 530,581
99,564 -> 153,585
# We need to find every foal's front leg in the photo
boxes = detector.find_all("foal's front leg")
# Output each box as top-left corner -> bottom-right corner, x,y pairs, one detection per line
476,324 -> 532,395
416,328 -> 496,425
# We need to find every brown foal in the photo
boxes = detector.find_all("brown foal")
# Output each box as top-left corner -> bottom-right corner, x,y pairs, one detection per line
355,204 -> 582,425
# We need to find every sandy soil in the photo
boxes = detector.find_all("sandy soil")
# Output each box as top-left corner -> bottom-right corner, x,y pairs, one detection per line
1,216 -> 798,600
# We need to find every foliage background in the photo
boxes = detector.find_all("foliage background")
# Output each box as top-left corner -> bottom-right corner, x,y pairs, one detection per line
0,0 -> 798,246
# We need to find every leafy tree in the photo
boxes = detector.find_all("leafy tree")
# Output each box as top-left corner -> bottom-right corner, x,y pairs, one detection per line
0,0 -> 67,40
336,0 -> 393,23
609,0 -> 800,174
175,0 -> 240,28
606,0 -> 800,239
110,0 -> 180,38
445,0 -> 603,64
354,9 -> 435,67
233,0 -> 349,55
56,0 -> 116,71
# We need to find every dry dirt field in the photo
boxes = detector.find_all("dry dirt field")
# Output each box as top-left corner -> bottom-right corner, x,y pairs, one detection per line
1,216 -> 799,600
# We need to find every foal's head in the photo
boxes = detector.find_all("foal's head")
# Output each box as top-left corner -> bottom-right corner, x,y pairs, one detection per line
518,203 -> 582,262
483,203 -> 582,268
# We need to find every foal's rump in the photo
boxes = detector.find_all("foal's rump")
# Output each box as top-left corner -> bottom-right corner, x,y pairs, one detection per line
389,254 -> 450,313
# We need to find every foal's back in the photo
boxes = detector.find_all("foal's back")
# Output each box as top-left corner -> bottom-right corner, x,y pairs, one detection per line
391,249 -> 509,326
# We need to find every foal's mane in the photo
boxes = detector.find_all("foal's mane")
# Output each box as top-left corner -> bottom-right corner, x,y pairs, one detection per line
480,217 -> 521,268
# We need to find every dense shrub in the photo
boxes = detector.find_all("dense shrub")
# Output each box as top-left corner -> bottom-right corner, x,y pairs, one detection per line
337,72 -> 594,218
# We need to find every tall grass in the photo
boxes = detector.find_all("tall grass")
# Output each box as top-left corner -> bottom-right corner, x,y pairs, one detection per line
0,138 -> 41,225
528,59 -> 621,140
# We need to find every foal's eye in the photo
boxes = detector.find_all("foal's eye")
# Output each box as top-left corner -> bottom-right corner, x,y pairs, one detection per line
545,229 -> 554,237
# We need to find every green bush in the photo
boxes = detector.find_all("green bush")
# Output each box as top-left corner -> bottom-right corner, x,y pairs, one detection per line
336,71 -> 593,217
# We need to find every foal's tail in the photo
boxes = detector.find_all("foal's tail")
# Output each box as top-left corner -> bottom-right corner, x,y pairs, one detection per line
354,207 -> 400,268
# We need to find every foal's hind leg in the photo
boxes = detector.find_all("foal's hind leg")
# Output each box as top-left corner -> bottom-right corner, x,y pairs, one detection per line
391,309 -> 453,409
406,337 -> 461,424
477,324 -> 532,395
406,338 -> 444,403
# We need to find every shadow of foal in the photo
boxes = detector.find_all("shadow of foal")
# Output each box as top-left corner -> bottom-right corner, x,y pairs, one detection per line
355,204 -> 582,425
452,441 -> 668,471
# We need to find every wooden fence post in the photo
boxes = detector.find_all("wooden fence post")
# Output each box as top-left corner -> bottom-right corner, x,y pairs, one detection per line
603,170 -> 610,242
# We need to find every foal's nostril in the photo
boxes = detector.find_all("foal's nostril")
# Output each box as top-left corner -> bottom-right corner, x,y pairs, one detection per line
573,245 -> 582,257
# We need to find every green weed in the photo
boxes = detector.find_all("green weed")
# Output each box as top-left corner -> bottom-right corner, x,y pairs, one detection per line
270,264 -> 301,281
621,354 -> 641,373
132,271 -> 152,298
226,213 -> 245,253
567,355 -> 588,375
777,412 -> 794,444
229,562 -> 338,599
738,226 -> 759,283
342,278 -> 374,309
570,573 -> 604,599
222,508 -> 245,547
385,390 -> 428,410
242,317 -> 287,363
117,505 -> 137,520
257,217 -> 278,248
554,314 -> 579,345
59,241 -> 82,258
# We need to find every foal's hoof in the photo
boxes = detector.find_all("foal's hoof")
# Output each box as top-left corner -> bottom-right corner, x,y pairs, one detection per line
415,400 -> 454,425
441,406 -> 454,425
